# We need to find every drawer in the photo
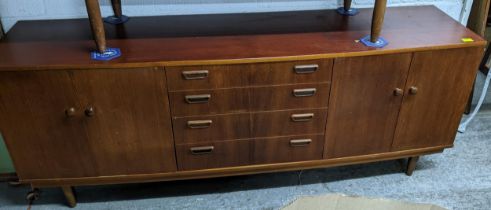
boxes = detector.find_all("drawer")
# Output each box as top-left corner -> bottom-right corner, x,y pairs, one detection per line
173,108 -> 327,144
166,59 -> 333,91
169,88 -> 249,116
251,108 -> 327,137
249,83 -> 330,111
169,83 -> 330,116
173,113 -> 251,144
254,135 -> 324,164
176,140 -> 253,170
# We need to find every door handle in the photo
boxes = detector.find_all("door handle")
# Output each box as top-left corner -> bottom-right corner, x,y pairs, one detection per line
190,146 -> 214,155
185,94 -> 211,104
294,64 -> 318,74
291,113 -> 314,122
187,120 -> 213,129
85,107 -> 95,117
393,88 -> 403,96
409,86 -> 418,95
182,70 -> 209,80
65,107 -> 77,117
293,88 -> 317,97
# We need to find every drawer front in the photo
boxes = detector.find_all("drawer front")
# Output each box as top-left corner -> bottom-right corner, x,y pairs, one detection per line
166,59 -> 333,91
173,108 -> 327,143
254,135 -> 324,164
249,83 -> 329,111
176,140 -> 253,170
169,83 -> 329,116
169,88 -> 249,116
173,113 -> 251,144
251,108 -> 327,137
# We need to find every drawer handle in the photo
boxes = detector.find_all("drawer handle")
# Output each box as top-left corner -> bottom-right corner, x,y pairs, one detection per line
291,113 -> 314,122
182,70 -> 209,80
294,64 -> 318,74
290,139 -> 312,147
185,94 -> 211,104
190,146 -> 214,155
293,88 -> 317,97
187,120 -> 213,129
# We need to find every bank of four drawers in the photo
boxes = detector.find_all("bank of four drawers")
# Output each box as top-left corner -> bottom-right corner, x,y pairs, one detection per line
166,59 -> 333,170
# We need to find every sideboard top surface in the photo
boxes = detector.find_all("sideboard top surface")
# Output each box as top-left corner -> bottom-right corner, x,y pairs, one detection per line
0,6 -> 485,71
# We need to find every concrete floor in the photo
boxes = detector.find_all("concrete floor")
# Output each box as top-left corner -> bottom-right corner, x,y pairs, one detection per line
0,111 -> 490,210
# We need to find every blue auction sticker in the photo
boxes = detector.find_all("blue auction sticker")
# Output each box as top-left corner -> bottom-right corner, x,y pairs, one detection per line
91,48 -> 122,61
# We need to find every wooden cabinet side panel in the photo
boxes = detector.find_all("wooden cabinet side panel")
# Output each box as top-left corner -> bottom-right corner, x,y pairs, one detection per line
71,68 -> 177,175
392,47 -> 484,150
324,53 -> 412,158
0,71 -> 96,179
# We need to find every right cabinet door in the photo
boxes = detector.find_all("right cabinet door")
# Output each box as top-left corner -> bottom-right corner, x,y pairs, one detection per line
325,53 -> 412,158
392,47 -> 483,150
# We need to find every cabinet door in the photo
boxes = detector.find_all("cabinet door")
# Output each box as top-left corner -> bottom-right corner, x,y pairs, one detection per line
71,68 -> 177,175
0,71 -> 95,179
325,53 -> 412,158
392,48 -> 483,150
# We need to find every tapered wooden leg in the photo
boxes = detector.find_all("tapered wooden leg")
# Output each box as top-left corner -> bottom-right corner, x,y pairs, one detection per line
370,0 -> 387,43
344,0 -> 352,11
61,186 -> 77,208
406,156 -> 419,176
111,0 -> 123,18
85,0 -> 107,53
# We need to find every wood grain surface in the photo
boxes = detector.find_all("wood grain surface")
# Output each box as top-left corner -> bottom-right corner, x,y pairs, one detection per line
325,53 -> 412,158
0,6 -> 484,70
392,47 -> 484,150
166,59 -> 332,91
169,83 -> 329,116
0,68 -> 177,179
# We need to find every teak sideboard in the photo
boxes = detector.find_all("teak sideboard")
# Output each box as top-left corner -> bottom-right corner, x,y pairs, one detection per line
0,6 -> 486,207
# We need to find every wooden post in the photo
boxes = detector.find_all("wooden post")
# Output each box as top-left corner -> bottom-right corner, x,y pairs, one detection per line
61,186 -> 77,208
464,0 -> 490,113
85,0 -> 107,53
467,0 -> 491,37
111,0 -> 123,18
406,156 -> 419,176
344,0 -> 352,11
0,20 -> 4,40
370,0 -> 387,43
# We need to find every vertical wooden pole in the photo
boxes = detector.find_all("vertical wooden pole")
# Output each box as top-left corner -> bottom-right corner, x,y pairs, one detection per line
467,0 -> 491,37
85,0 -> 107,53
111,0 -> 123,18
370,0 -> 387,43
344,0 -> 352,11
406,156 -> 419,176
61,186 -> 77,208
465,0 -> 490,113
0,20 -> 4,40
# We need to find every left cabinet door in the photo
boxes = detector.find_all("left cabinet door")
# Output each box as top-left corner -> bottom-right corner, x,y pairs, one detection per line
71,68 -> 177,175
0,71 -> 94,179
